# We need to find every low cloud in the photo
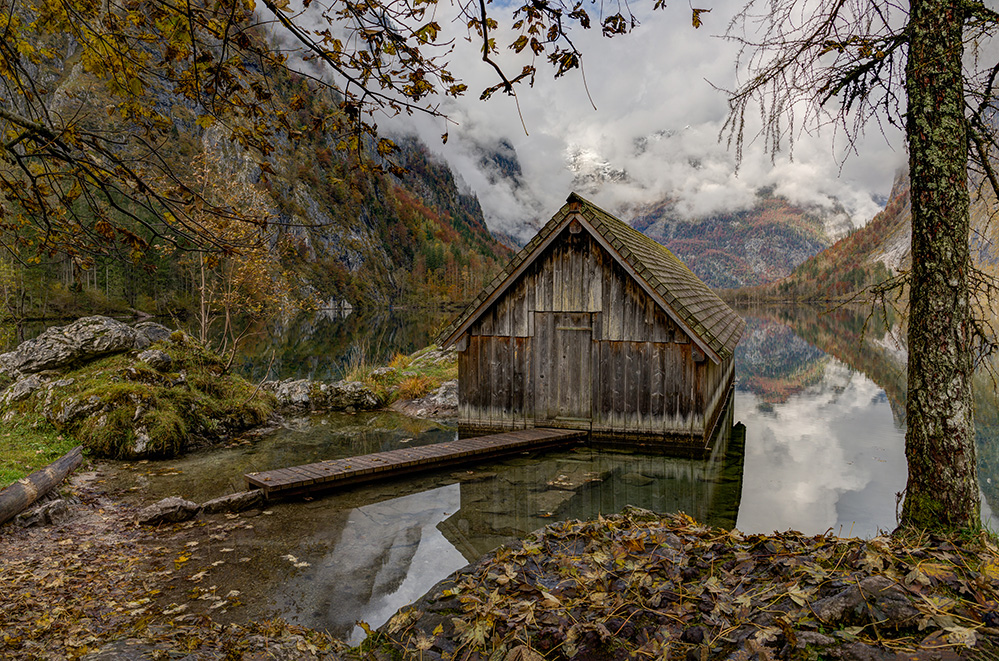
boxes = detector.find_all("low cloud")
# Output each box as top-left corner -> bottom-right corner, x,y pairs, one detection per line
279,0 -> 907,239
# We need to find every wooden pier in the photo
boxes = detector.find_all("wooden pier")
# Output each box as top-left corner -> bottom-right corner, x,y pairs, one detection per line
245,428 -> 587,498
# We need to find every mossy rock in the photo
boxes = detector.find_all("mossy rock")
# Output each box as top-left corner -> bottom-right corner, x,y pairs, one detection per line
6,337 -> 275,459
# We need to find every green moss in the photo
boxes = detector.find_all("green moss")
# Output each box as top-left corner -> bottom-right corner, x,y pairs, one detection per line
11,337 -> 275,460
0,418 -> 80,488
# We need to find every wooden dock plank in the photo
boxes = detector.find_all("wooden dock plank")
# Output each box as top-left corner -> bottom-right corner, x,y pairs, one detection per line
245,428 -> 586,497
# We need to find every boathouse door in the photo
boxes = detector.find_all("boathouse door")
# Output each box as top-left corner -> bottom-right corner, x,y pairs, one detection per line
534,311 -> 592,429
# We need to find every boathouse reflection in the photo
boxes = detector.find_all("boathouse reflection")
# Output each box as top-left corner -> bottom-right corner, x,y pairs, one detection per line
284,402 -> 745,642
438,406 -> 744,563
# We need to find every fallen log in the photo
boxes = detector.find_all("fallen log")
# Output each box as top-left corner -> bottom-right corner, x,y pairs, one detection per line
0,446 -> 83,526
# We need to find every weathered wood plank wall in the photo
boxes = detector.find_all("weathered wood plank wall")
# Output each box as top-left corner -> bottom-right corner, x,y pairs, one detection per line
458,226 -> 733,443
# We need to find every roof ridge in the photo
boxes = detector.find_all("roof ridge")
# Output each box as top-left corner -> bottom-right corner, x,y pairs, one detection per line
438,192 -> 745,358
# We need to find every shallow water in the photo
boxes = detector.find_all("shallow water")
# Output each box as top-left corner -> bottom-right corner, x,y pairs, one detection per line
109,304 -> 999,642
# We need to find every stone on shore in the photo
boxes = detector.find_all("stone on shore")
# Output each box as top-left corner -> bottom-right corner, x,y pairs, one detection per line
200,490 -> 265,515
262,378 -> 381,411
0,316 -> 147,378
137,497 -> 199,526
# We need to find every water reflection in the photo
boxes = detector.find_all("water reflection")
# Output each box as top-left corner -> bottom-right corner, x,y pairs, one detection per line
732,304 -> 999,535
279,485 -> 467,644
225,308 -> 451,382
274,423 -> 744,642
735,360 -> 905,537
119,303 -> 999,638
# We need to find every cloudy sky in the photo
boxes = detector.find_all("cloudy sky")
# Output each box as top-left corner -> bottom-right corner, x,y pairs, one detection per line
289,0 -> 909,240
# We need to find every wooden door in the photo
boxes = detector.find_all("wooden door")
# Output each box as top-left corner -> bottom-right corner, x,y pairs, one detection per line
535,312 -> 592,428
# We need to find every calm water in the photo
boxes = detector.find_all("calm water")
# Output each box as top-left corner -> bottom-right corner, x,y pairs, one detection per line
114,304 -> 999,642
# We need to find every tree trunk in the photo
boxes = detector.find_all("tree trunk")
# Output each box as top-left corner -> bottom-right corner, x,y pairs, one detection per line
0,446 -> 84,526
900,0 -> 980,530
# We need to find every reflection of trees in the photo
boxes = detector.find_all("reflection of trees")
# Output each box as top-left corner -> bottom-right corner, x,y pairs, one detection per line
735,313 -> 827,404
973,374 -> 999,513
737,304 -> 999,518
737,304 -> 908,422
214,308 -> 450,382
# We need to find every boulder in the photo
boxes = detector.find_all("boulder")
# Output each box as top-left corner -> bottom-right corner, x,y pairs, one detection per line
200,490 -> 265,514
324,380 -> 381,410
50,394 -> 104,426
138,349 -> 173,371
391,380 -> 458,419
407,347 -> 456,370
136,496 -> 199,526
0,316 -> 144,377
263,378 -> 381,411
15,498 -> 73,528
265,379 -> 314,407
134,321 -> 173,345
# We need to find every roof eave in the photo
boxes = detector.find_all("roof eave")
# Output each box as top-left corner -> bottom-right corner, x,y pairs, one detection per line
438,209 -> 577,348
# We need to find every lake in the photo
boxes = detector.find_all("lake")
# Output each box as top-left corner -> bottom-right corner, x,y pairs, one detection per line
117,303 -> 999,642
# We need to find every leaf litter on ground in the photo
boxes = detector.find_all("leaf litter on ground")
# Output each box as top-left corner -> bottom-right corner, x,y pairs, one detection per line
377,506 -> 999,660
4,476 -> 999,661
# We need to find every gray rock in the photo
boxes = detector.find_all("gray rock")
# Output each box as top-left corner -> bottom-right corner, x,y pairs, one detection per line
369,366 -> 397,380
138,349 -> 173,371
263,378 -> 381,411
134,321 -> 173,345
265,378 -> 314,407
50,395 -> 104,426
132,426 -> 152,455
200,490 -> 265,514
15,498 -> 73,527
391,380 -> 458,419
810,575 -> 920,629
0,316 -> 142,377
407,347 -> 456,370
2,374 -> 44,405
136,496 -> 199,526
325,379 -> 381,410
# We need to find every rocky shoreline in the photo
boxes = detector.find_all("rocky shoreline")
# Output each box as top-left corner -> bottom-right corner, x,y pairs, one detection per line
0,316 -> 459,462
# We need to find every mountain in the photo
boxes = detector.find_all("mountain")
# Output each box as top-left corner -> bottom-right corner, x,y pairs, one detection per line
4,9 -> 511,315
630,191 -> 840,288
734,170 -> 911,301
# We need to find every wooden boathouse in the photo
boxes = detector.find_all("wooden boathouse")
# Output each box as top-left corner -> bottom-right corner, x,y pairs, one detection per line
438,192 -> 745,448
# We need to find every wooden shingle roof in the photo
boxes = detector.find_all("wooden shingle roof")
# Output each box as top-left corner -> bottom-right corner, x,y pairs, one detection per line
438,192 -> 745,362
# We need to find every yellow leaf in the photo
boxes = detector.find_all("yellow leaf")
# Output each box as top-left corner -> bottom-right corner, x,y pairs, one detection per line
691,8 -> 710,28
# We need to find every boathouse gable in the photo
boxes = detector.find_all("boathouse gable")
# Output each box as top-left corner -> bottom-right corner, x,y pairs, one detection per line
439,193 -> 745,447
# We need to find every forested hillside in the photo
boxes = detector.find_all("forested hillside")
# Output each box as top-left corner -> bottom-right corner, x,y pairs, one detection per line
630,191 -> 835,288
0,2 -> 509,331
731,172 -> 911,301
729,166 -> 999,307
